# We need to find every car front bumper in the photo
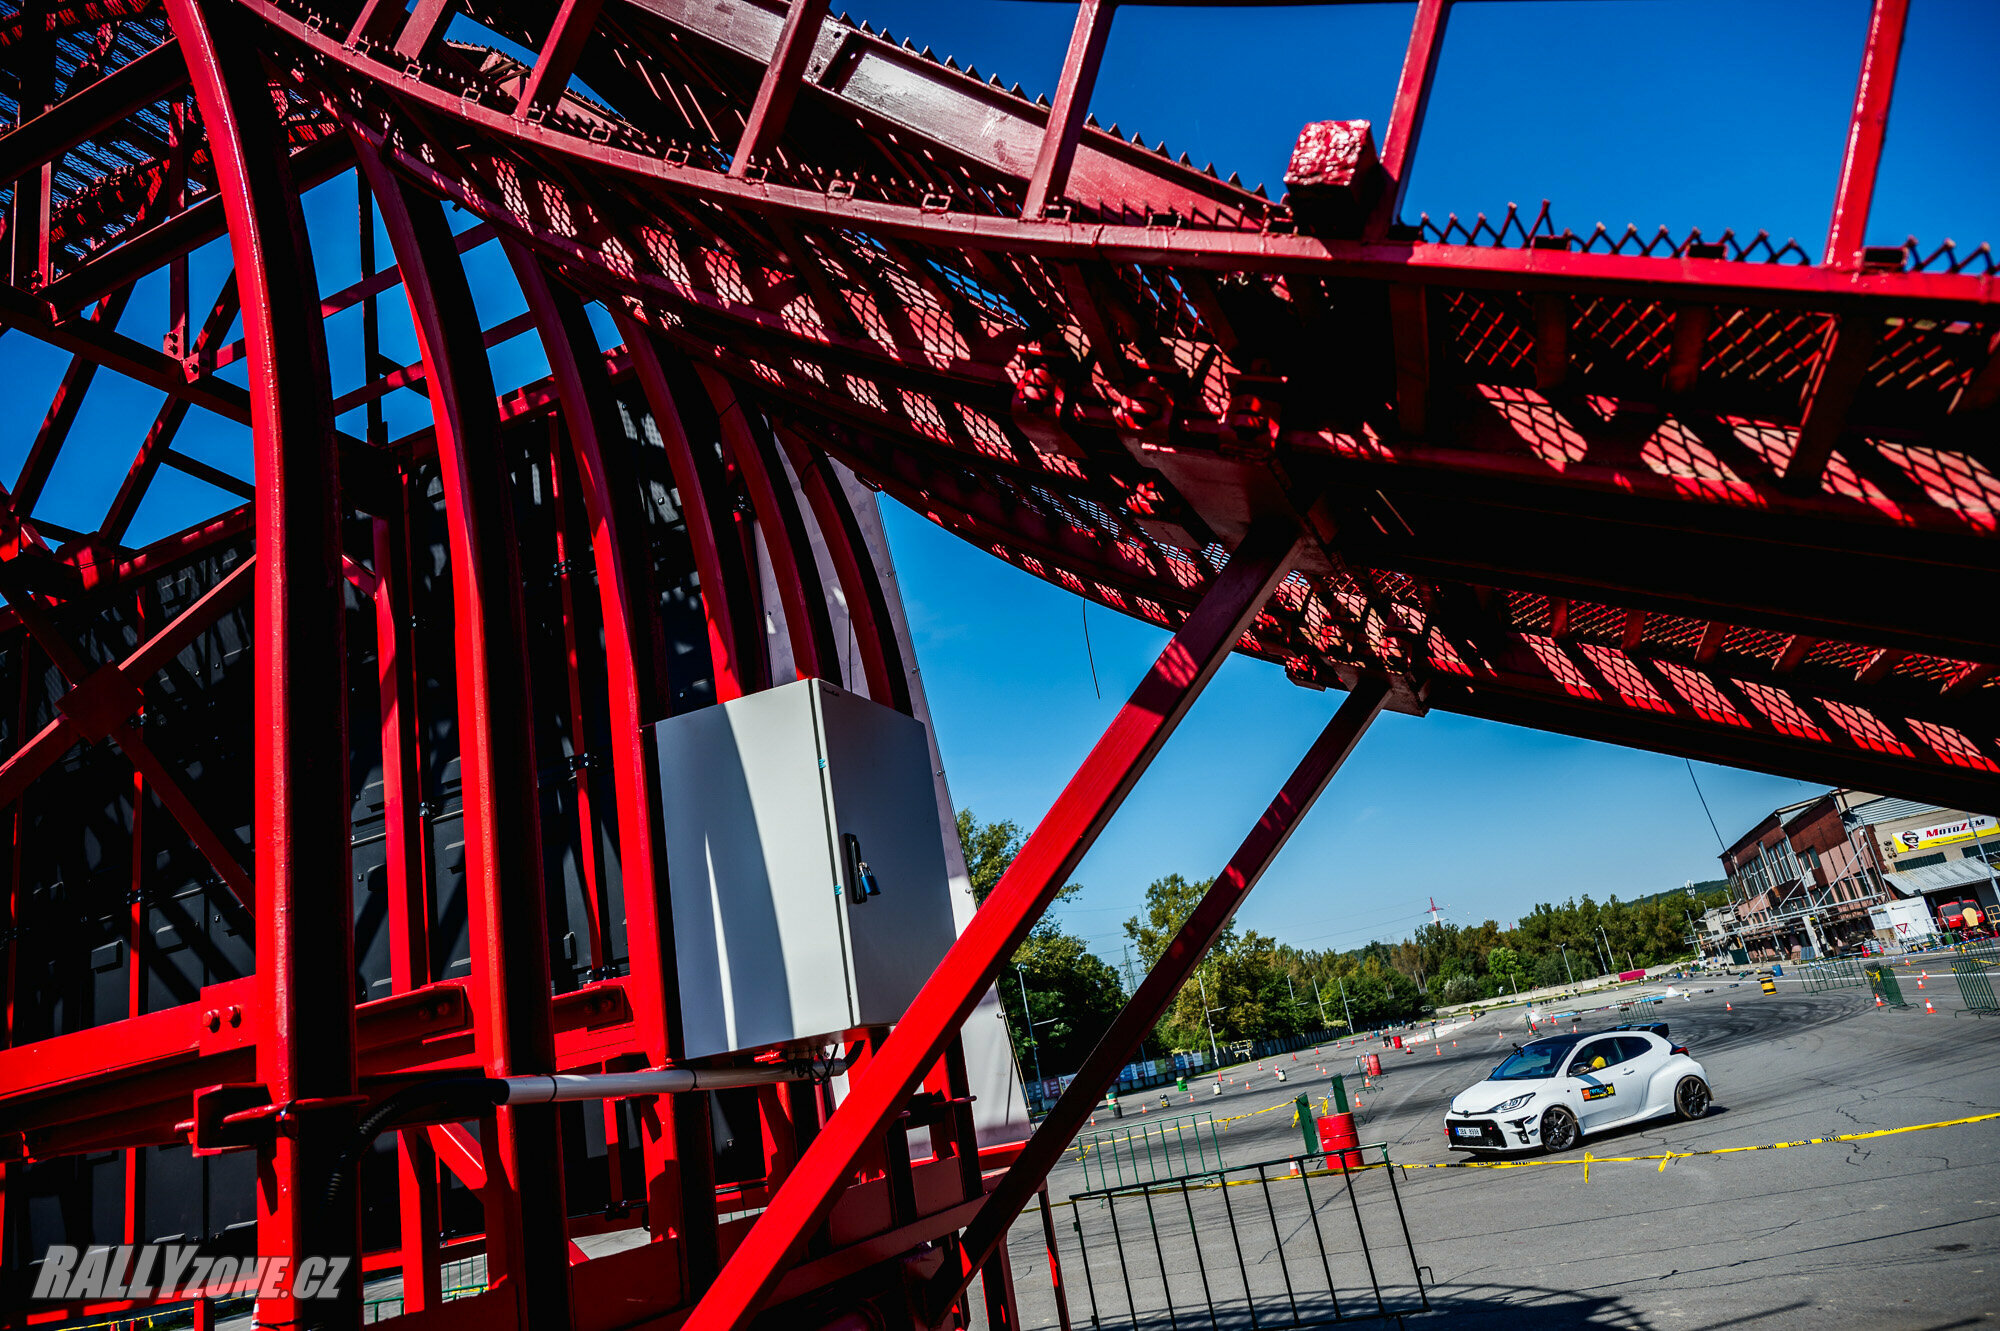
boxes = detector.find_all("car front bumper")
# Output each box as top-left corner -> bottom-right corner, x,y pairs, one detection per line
1445,1112 -> 1540,1152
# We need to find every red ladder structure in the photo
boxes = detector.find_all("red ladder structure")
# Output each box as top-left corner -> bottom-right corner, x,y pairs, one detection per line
0,0 -> 1993,1328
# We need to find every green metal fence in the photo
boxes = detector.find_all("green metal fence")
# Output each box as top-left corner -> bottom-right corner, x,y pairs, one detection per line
1074,1109 -> 1227,1192
1953,957 -> 2000,1018
1803,957 -> 1866,993
1867,963 -> 1908,1008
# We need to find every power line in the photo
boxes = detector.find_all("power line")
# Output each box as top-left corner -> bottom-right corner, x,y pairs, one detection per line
1685,757 -> 1727,850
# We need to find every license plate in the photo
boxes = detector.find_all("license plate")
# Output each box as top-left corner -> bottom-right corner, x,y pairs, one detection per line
1453,1126 -> 1482,1139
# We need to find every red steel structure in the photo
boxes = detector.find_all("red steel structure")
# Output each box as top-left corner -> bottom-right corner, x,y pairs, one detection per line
0,0 -> 1995,1327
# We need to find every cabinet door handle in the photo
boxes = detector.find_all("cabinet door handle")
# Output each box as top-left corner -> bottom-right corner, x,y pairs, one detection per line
842,833 -> 880,903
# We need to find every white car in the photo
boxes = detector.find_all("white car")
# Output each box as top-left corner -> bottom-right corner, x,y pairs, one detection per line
1443,1023 -> 1712,1155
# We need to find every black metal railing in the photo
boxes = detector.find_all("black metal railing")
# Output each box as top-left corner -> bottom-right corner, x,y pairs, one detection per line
1059,1144 -> 1429,1329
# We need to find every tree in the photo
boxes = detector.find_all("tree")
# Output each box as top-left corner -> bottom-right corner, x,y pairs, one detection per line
957,810 -> 1112,1078
957,808 -> 1081,909
1003,927 -> 1127,1075
1122,873 -> 1291,1051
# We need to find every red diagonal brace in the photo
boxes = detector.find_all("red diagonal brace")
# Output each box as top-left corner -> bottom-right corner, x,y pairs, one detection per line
931,675 -> 1388,1318
728,0 -> 831,178
1023,0 -> 1117,219
683,516 -> 1303,1331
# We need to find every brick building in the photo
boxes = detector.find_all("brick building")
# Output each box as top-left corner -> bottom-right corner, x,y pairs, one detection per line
1716,790 -> 1999,960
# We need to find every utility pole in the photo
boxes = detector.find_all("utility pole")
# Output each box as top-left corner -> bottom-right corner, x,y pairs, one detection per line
1336,975 -> 1355,1033
1313,977 -> 1329,1026
1558,941 -> 1575,988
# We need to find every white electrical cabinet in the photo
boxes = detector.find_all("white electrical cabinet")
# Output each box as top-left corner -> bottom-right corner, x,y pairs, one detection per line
655,678 -> 958,1060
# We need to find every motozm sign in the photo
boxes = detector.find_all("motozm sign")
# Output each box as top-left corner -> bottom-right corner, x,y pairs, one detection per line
1889,815 -> 1997,856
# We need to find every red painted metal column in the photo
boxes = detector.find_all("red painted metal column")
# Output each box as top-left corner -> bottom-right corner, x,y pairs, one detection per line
509,249 -> 721,1257
934,677 -> 1389,1316
1824,0 -> 1909,268
773,428 -> 910,713
354,142 -> 571,1331
617,319 -> 760,702
696,367 -> 839,685
684,517 -> 1302,1330
165,1 -> 356,1328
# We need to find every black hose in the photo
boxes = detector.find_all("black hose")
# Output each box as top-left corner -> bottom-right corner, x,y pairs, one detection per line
325,1077 -> 507,1208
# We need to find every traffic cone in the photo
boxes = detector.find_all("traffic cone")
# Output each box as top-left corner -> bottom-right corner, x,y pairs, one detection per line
1926,999 -> 1937,1014
1875,993 -> 1884,1007
1434,1043 -> 1442,1056
1917,978 -> 1925,989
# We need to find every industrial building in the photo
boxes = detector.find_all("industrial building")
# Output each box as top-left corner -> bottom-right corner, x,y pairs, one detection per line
1715,791 -> 1999,960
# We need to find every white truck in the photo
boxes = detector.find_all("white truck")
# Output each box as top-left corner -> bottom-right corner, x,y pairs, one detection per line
1870,897 -> 1939,945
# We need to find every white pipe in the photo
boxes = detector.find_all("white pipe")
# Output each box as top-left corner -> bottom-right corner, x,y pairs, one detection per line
497,1059 -> 845,1105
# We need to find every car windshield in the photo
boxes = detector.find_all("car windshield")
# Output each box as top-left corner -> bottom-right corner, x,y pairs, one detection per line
1488,1037 -> 1581,1081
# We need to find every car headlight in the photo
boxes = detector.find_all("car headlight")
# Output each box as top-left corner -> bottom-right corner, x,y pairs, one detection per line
1484,1093 -> 1536,1114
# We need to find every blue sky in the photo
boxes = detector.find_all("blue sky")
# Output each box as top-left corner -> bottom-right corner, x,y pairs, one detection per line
5,2 -> 1992,965
856,0 -> 2000,962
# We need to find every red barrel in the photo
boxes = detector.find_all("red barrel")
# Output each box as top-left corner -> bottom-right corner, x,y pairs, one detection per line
1392,1035 -> 1403,1050
1316,1111 -> 1365,1172
1365,1053 -> 1382,1077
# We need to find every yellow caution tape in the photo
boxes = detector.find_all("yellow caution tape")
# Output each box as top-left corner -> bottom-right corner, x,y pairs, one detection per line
1055,1108 -> 2000,1199
1396,1108 -> 2000,1170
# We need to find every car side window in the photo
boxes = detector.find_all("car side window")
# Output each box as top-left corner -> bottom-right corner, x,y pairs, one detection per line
1614,1036 -> 1656,1063
1567,1039 -> 1623,1075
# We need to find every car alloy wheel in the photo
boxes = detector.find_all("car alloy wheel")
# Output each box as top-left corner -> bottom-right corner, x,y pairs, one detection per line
1540,1106 -> 1579,1154
1675,1076 -> 1711,1120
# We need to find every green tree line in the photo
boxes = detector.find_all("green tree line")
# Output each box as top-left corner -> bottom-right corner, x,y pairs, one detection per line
960,810 -> 1730,1080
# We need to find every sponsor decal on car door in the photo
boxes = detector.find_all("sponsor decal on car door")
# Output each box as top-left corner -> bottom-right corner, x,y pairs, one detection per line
1569,1039 -> 1625,1130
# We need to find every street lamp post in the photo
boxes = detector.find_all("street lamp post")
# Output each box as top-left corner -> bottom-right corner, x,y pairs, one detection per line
1558,942 -> 1575,989
1016,965 -> 1057,1105
1596,924 -> 1615,976
1196,967 -> 1224,1068
1335,976 -> 1355,1035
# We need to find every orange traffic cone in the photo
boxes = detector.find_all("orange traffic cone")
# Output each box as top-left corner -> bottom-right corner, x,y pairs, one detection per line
1917,978 -> 1925,989
1434,1043 -> 1442,1056
1875,994 -> 1885,1008
1926,999 -> 1937,1014
1726,1003 -> 1732,1011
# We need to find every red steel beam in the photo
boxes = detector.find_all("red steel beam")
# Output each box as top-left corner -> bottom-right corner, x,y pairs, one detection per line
510,248 -> 727,1255
773,427 -> 911,713
0,36 -> 187,187
696,365 -> 839,683
514,0 -> 604,120
727,0 -> 831,178
683,515 -> 1303,1330
1367,0 -> 1451,238
933,675 -> 1388,1317
1022,0 -> 1117,219
618,318 -> 760,701
358,138 -> 572,1331
13,286 -> 134,515
165,0 -> 359,1327
1824,0 -> 1910,268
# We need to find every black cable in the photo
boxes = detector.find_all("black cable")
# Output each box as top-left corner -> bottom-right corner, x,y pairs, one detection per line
1685,758 -> 1726,850
325,1078 -> 506,1208
1081,598 -> 1101,699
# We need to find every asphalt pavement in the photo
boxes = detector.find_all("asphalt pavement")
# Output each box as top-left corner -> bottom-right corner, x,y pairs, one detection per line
999,974 -> 2000,1331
